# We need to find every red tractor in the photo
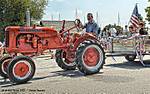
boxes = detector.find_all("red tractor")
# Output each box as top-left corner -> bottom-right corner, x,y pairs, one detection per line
0,20 -> 105,84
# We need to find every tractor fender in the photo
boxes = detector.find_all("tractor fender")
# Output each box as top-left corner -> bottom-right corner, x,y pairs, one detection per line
73,33 -> 99,50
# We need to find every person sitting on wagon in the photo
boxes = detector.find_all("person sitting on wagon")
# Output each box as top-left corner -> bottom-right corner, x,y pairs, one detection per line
128,25 -> 136,36
82,13 -> 100,36
127,25 -> 139,39
138,22 -> 148,35
128,23 -> 148,39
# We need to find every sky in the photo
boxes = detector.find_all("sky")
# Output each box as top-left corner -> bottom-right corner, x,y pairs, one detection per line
42,0 -> 148,27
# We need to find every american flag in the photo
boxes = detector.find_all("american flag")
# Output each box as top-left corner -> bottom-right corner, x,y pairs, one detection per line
130,4 -> 141,28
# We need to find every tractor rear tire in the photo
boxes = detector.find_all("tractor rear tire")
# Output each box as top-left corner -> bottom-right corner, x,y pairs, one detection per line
55,50 -> 76,70
7,56 -> 35,84
0,55 -> 12,78
125,55 -> 136,62
76,42 -> 105,75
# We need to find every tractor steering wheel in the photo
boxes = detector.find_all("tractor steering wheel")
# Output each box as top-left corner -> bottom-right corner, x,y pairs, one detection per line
75,19 -> 83,31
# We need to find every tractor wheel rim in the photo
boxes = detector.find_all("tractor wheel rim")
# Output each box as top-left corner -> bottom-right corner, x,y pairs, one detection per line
82,45 -> 103,68
83,47 -> 100,67
2,59 -> 11,74
13,60 -> 31,80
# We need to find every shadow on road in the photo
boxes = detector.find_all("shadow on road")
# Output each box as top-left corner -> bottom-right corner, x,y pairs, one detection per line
105,60 -> 150,69
0,77 -> 32,88
1,82 -> 32,88
0,70 -> 85,87
86,74 -> 134,83
49,70 -> 85,77
32,70 -> 85,80
0,80 -> 11,86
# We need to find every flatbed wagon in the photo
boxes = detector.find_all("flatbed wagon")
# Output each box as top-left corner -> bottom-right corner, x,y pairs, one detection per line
100,34 -> 150,66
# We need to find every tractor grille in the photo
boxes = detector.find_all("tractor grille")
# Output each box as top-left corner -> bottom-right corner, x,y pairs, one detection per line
5,31 -> 9,47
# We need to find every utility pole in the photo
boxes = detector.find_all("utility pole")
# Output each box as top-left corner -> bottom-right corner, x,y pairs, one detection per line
75,8 -> 78,19
96,12 -> 99,25
118,12 -> 121,26
58,13 -> 61,21
51,14 -> 53,21
26,8 -> 30,26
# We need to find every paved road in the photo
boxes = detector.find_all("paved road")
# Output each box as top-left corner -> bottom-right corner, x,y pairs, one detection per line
0,55 -> 150,94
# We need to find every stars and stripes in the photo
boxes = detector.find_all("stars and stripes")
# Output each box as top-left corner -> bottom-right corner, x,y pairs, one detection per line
130,4 -> 141,28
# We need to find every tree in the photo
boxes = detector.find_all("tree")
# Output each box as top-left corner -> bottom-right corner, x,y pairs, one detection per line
145,0 -> 150,23
104,24 -> 123,35
104,24 -> 123,32
0,0 -> 48,41
0,0 -> 48,22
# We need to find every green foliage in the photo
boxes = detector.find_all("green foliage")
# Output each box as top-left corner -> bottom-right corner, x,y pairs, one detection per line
104,24 -> 123,32
0,0 -> 48,22
0,0 -> 48,41
145,0 -> 150,23
145,6 -> 150,23
104,24 -> 123,35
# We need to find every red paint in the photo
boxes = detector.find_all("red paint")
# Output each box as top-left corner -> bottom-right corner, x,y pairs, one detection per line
14,62 -> 29,77
5,22 -> 98,63
83,47 -> 100,66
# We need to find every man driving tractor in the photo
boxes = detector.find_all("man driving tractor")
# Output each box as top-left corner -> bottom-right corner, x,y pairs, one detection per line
78,13 -> 100,36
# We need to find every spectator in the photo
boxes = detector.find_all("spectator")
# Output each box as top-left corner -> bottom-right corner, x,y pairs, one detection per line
109,28 -> 117,37
123,25 -> 128,35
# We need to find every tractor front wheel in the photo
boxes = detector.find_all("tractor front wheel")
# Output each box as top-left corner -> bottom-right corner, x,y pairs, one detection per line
7,56 -> 35,84
0,55 -> 12,78
76,42 -> 105,75
55,50 -> 76,70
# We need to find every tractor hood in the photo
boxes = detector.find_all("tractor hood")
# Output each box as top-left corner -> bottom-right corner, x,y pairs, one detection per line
5,26 -> 57,32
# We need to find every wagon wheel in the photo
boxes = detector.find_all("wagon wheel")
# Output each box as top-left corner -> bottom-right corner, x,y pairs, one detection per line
0,55 -> 12,78
7,56 -> 35,84
55,50 -> 76,70
76,42 -> 105,75
125,55 -> 136,62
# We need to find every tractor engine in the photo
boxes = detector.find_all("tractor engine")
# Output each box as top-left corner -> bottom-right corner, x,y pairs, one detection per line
17,34 -> 42,54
